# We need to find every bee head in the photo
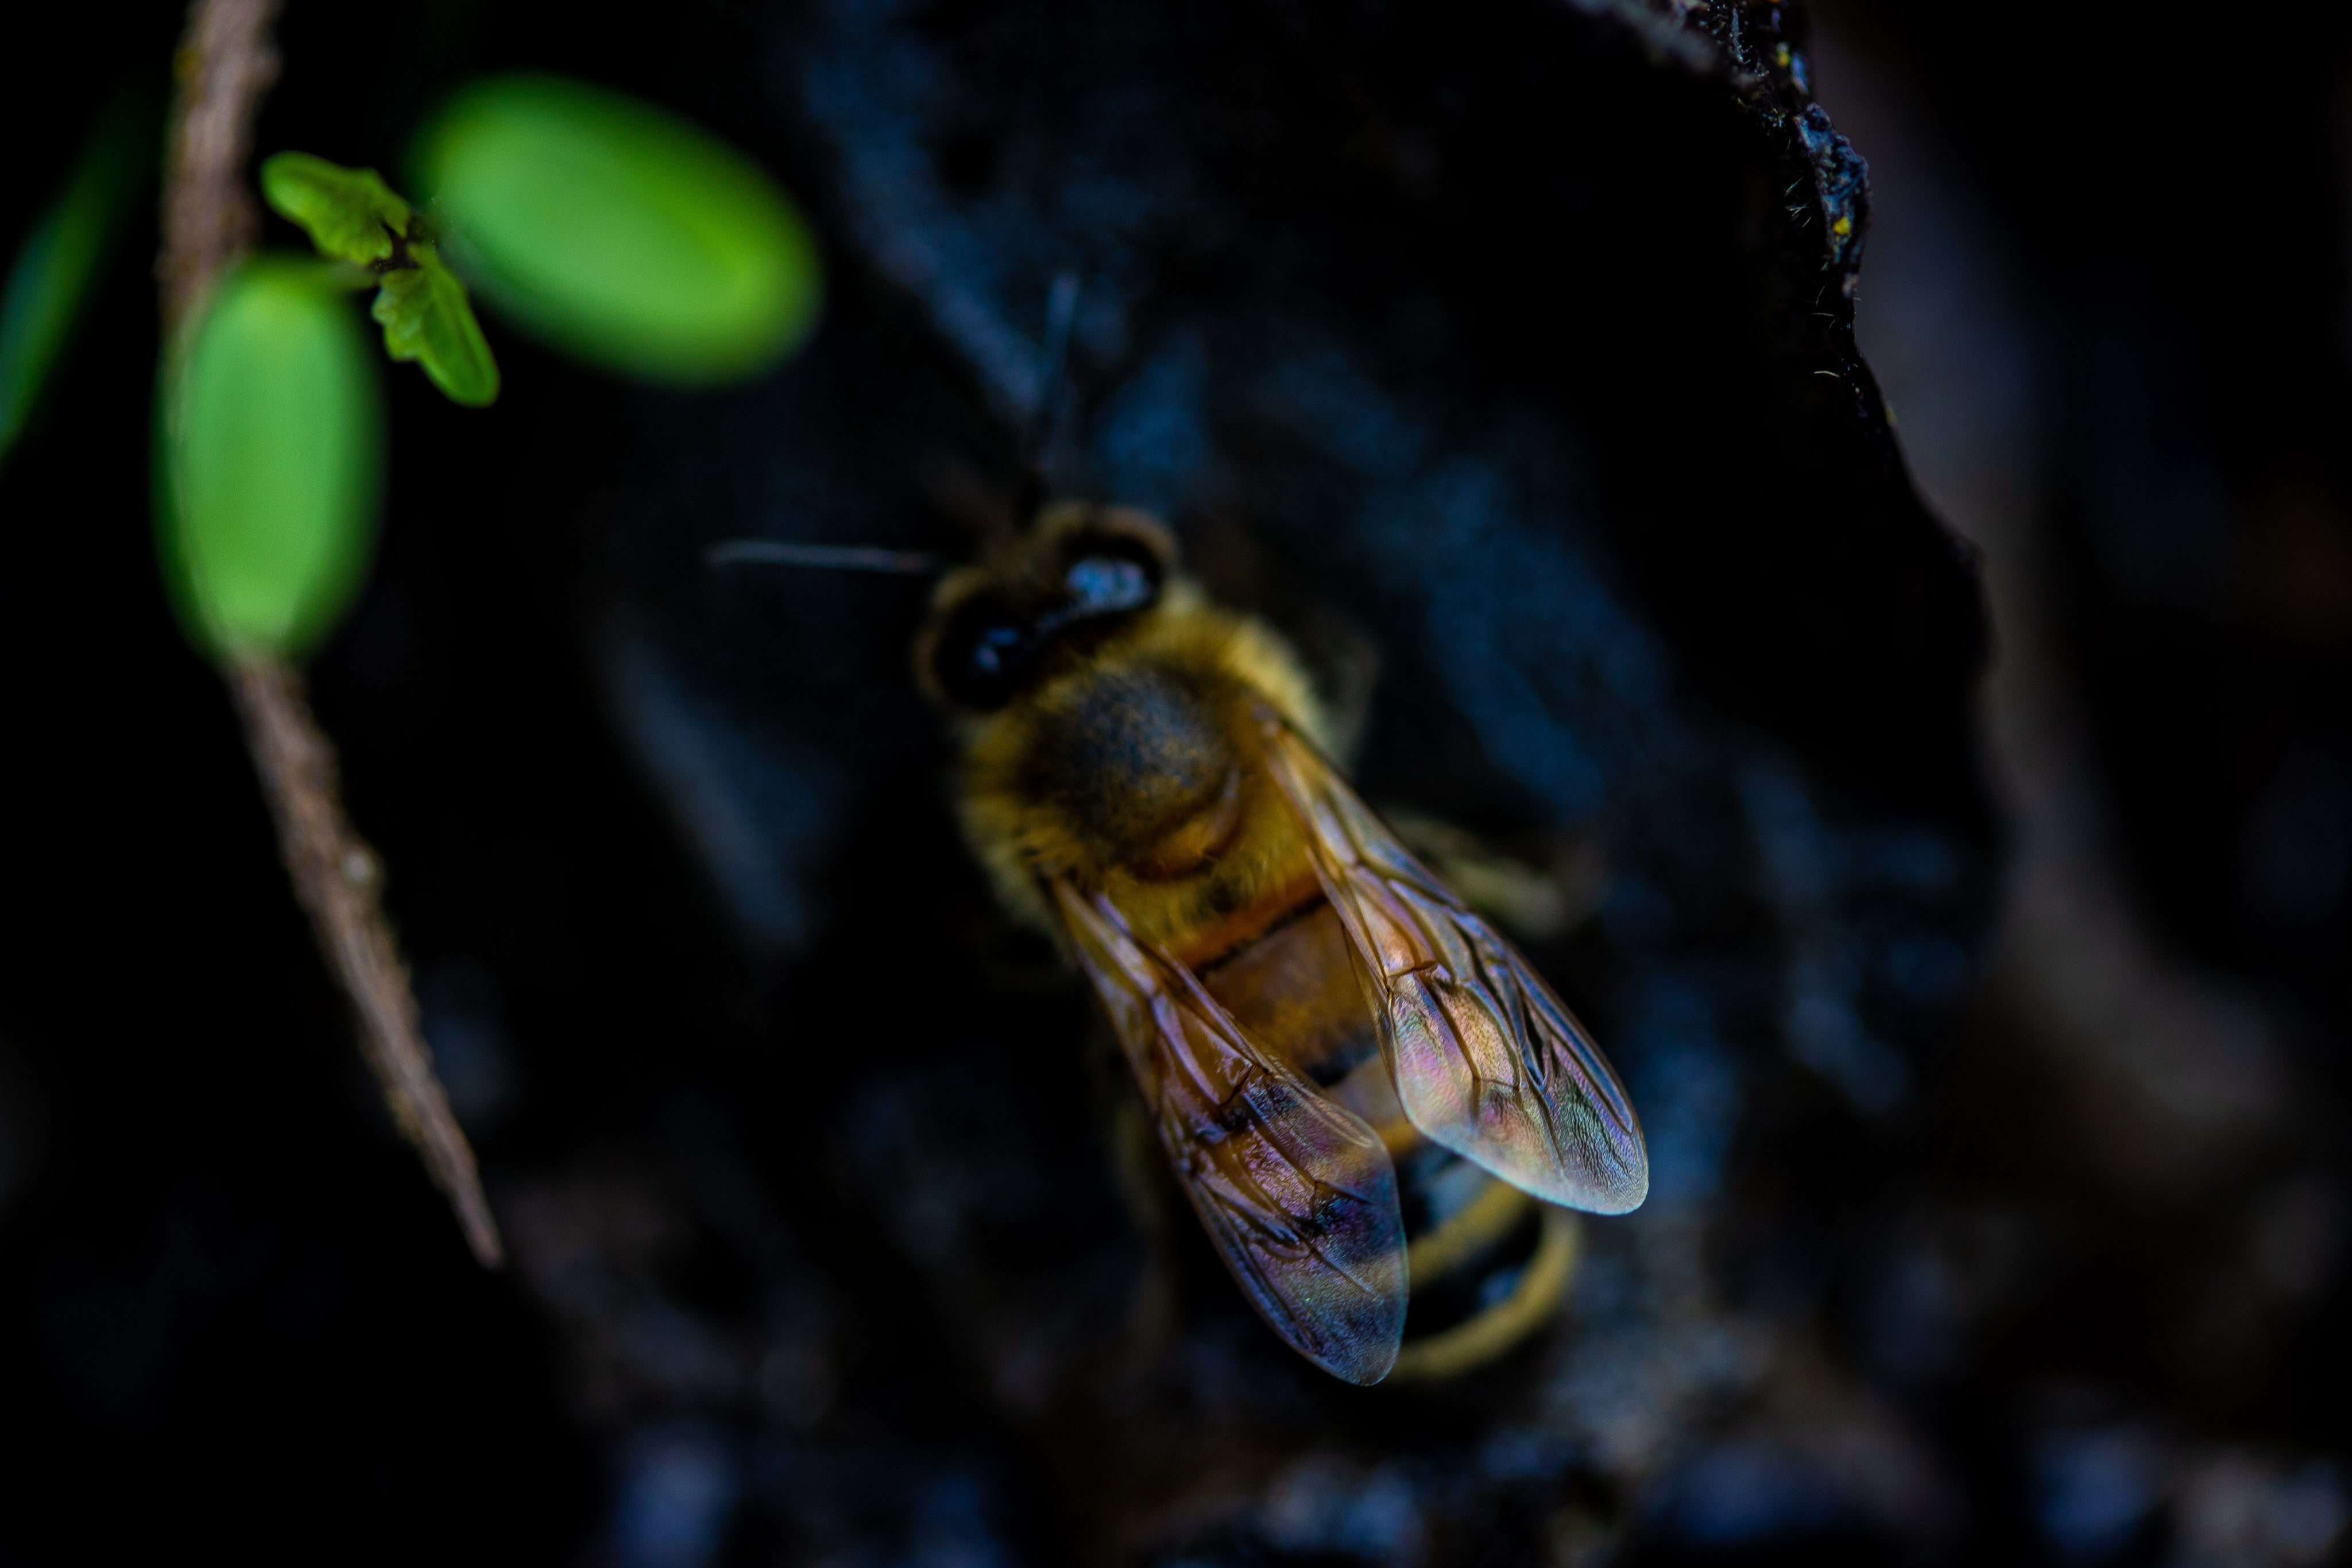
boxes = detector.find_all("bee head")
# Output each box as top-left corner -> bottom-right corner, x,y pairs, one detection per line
916,502 -> 1177,709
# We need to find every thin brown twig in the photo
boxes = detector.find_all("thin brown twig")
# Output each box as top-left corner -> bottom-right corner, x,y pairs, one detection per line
227,662 -> 504,1266
161,0 -> 502,1266
158,0 -> 279,334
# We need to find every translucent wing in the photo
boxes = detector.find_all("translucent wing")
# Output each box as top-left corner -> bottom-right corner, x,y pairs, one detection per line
1260,720 -> 1649,1215
1051,878 -> 1407,1384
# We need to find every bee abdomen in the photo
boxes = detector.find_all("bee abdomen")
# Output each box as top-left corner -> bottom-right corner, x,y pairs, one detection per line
1196,899 -> 1581,1382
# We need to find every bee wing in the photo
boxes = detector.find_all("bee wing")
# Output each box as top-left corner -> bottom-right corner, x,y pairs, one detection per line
1050,878 -> 1407,1384
1261,721 -> 1649,1215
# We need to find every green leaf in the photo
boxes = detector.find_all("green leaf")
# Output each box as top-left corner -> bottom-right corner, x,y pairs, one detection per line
0,90 -> 152,474
412,74 -> 822,384
158,259 -> 384,661
260,152 -> 410,266
259,152 -> 500,407
373,243 -> 500,406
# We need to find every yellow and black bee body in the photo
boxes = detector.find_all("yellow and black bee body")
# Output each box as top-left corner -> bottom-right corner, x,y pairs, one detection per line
920,502 -> 1647,1384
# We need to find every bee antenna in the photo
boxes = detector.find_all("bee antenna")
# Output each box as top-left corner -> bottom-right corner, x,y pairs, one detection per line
1013,270 -> 1082,520
705,540 -> 944,575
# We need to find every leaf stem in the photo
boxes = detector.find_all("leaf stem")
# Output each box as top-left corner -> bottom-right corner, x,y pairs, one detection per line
161,0 -> 502,1267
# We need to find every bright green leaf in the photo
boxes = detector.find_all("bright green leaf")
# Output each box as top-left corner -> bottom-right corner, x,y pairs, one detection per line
158,259 -> 384,661
259,151 -> 500,408
260,152 -> 410,267
0,91 -> 150,473
373,243 -> 500,406
412,74 -> 822,384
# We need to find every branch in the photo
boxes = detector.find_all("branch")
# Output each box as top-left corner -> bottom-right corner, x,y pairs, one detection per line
159,0 -> 279,334
161,0 -> 502,1266
229,661 -> 504,1266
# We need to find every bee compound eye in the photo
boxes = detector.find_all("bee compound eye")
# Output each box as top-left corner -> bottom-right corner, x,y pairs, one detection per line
968,624 -> 1026,676
932,605 -> 1033,708
1062,553 -> 1156,617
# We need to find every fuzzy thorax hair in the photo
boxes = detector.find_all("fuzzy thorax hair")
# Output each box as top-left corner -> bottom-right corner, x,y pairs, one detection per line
954,582 -> 1332,959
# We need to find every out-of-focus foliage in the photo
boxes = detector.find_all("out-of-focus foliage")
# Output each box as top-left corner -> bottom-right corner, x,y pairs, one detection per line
262,152 -> 500,406
0,93 -> 148,474
411,74 -> 822,384
157,259 -> 383,660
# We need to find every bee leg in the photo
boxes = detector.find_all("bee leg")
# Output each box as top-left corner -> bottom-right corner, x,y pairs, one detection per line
1388,1206 -> 1581,1383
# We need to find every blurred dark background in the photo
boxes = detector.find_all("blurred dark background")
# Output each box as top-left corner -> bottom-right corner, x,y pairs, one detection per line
0,1 -> 2345,1563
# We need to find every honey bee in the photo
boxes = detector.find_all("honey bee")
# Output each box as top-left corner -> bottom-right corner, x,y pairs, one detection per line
915,502 -> 1649,1385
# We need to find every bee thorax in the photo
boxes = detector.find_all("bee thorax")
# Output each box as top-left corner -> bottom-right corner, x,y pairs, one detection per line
1028,665 -> 1241,868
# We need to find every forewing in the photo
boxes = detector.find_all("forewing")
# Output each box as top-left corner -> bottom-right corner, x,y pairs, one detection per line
1262,721 -> 1650,1214
1051,879 -> 1407,1384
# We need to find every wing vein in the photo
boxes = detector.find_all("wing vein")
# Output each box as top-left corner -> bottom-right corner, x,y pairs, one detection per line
1258,715 -> 1650,1215
1051,877 -> 1407,1383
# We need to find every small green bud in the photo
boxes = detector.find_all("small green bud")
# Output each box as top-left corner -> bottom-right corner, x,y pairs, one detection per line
374,243 -> 500,406
261,151 -> 500,406
261,152 -> 411,267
